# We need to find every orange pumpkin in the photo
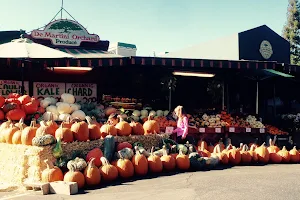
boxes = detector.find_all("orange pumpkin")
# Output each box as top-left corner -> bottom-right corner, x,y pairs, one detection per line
71,120 -> 89,142
85,116 -> 101,140
21,120 -> 38,145
277,146 -> 290,163
4,124 -> 19,144
36,121 -> 54,137
42,159 -> 63,182
23,101 -> 39,115
254,143 -> 269,163
18,95 -> 31,105
14,118 -> 27,129
289,146 -> 300,163
227,147 -> 241,165
132,147 -> 148,176
267,138 -> 279,153
240,145 -> 252,164
86,148 -> 103,167
176,150 -> 190,170
64,163 -> 85,189
115,118 -> 132,136
99,157 -> 118,182
84,158 -> 101,186
143,115 -> 159,134
55,122 -> 74,143
147,147 -> 163,173
0,109 -> 4,121
100,124 -> 117,138
12,128 -> 22,144
44,113 -> 58,135
207,144 -> 215,153
0,96 -> 5,108
160,146 -> 176,171
269,152 -> 282,164
130,121 -> 144,135
248,144 -> 258,162
197,141 -> 211,157
212,144 -> 228,165
116,158 -> 134,179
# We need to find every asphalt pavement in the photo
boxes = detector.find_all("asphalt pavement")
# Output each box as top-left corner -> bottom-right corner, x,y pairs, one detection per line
1,164 -> 300,200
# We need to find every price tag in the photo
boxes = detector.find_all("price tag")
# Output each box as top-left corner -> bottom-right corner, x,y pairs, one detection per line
199,128 -> 205,133
215,128 -> 221,133
229,127 -> 235,133
165,127 -> 174,134
246,128 -> 251,133
259,128 -> 265,133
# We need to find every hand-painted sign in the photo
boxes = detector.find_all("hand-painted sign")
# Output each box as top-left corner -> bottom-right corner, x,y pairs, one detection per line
33,82 -> 65,101
66,83 -> 97,103
31,19 -> 100,47
0,80 -> 29,96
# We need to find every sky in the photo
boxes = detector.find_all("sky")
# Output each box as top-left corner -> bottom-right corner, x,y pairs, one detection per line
0,0 -> 289,56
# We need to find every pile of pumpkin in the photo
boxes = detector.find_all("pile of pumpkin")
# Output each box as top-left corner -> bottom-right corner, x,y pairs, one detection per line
0,94 -> 45,122
41,136 -> 219,189
197,137 -> 300,165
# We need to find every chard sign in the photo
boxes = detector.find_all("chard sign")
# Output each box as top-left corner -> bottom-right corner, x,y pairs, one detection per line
31,19 -> 100,46
66,83 -> 97,103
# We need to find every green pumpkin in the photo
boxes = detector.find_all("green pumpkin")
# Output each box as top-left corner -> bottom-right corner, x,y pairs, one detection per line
103,135 -> 115,162
189,152 -> 206,170
117,147 -> 134,159
177,144 -> 188,155
203,156 -> 219,169
32,134 -> 56,146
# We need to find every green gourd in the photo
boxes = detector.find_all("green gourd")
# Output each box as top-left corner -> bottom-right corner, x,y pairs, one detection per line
189,152 -> 206,170
202,156 -> 219,169
67,157 -> 87,171
103,135 -> 115,162
117,147 -> 134,159
52,138 -> 63,158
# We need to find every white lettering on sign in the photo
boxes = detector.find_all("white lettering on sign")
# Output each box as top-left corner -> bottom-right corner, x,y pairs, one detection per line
33,82 -> 65,101
31,19 -> 100,47
165,126 -> 174,134
66,83 -> 97,103
0,80 -> 29,97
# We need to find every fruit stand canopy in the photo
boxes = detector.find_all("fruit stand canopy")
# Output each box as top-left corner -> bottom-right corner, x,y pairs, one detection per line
56,48 -> 124,59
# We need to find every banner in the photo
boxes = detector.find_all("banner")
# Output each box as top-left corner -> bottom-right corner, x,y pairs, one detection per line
33,82 -> 65,101
66,83 -> 97,103
0,80 -> 29,97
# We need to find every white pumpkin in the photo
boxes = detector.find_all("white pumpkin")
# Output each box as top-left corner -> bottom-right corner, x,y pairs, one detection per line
71,110 -> 86,121
46,105 -> 59,115
58,113 -> 71,121
149,110 -> 156,116
56,102 -> 63,107
132,110 -> 141,117
43,111 -> 58,121
141,110 -> 148,117
44,97 -> 57,105
131,115 -> 139,122
164,110 -> 169,116
57,102 -> 72,114
40,99 -> 51,108
156,110 -> 163,117
61,93 -> 75,104
70,103 -> 81,113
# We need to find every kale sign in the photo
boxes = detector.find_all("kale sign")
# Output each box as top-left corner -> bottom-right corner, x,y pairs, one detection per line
31,19 -> 100,46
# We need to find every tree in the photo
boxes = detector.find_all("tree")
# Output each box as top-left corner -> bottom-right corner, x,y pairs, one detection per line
282,0 -> 300,65
49,21 -> 82,33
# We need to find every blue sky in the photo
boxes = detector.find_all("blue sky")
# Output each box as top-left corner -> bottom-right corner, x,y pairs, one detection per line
0,0 -> 289,56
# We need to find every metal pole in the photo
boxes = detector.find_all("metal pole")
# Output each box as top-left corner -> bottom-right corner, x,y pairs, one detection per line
168,79 -> 172,111
226,83 -> 230,112
273,83 -> 276,117
256,81 -> 259,115
21,62 -> 25,95
222,81 -> 225,110
61,0 -> 64,19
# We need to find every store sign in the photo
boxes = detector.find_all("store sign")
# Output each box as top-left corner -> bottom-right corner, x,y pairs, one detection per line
0,80 -> 29,96
66,83 -> 97,103
31,19 -> 100,47
33,82 -> 65,101
259,40 -> 273,59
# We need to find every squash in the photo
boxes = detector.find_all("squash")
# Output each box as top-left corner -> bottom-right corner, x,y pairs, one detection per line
84,158 -> 101,186
254,142 -> 269,163
6,109 -> 26,121
115,117 -> 132,136
130,121 -> 144,135
103,135 -> 115,162
277,146 -> 290,163
267,138 -> 279,153
42,159 -> 63,182
52,138 -> 63,158
12,128 -> 22,144
117,148 -> 134,160
227,146 -> 241,165
143,114 -> 159,134
116,157 -> 134,179
18,95 -> 31,105
4,124 -> 19,144
248,144 -> 258,163
202,156 -> 219,169
176,149 -> 190,170
99,157 -> 118,182
160,146 -> 176,171
240,145 -> 252,164
197,140 -> 211,157
21,119 -> 38,145
64,162 -> 85,189
67,157 -> 87,171
100,124 -> 117,138
117,142 -> 132,151
14,118 -> 27,129
289,146 -> 300,163
0,109 -> 4,121
86,116 -> 101,140
269,151 -> 282,164
132,146 -> 148,176
55,122 -> 74,143
71,120 -> 89,142
188,152 -> 206,170
147,147 -> 163,173
36,121 -> 53,137
211,144 -> 228,165
0,96 -> 5,108
86,148 -> 103,167
32,134 -> 56,146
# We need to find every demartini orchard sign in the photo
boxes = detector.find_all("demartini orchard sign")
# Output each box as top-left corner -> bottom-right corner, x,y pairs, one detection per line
31,19 -> 100,46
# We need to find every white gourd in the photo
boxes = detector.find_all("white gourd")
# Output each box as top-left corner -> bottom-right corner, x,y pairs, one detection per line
40,99 -> 51,108
164,110 -> 169,116
44,97 -> 57,105
156,110 -> 163,117
57,103 -> 72,114
71,110 -> 86,121
70,103 -> 81,112
141,110 -> 148,117
61,93 -> 75,104
43,112 -> 58,121
132,110 -> 141,117
149,110 -> 156,116
46,105 -> 59,115
58,114 -> 71,121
